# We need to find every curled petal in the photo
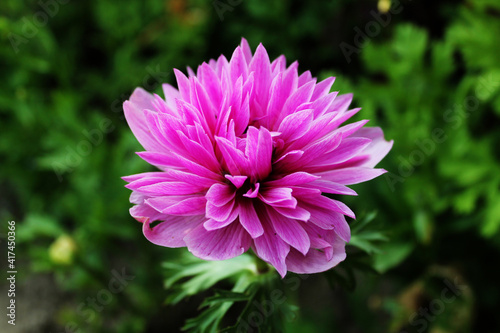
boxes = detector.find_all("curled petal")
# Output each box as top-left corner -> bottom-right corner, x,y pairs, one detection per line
146,196 -> 207,216
143,215 -> 204,247
206,183 -> 235,207
286,233 -> 346,274
350,127 -> 394,168
184,222 -> 252,260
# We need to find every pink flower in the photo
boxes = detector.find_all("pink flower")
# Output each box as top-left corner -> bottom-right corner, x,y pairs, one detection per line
123,39 -> 392,277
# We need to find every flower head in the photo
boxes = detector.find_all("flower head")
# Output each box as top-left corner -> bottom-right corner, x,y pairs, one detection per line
123,39 -> 392,277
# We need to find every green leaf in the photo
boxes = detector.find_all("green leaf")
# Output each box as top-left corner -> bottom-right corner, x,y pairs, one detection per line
163,253 -> 258,305
220,275 -> 296,333
431,40 -> 455,78
325,265 -> 357,291
413,210 -> 433,244
481,190 -> 500,237
200,289 -> 251,307
16,213 -> 65,242
178,264 -> 292,333
372,242 -> 414,273
182,301 -> 231,333
350,211 -> 388,254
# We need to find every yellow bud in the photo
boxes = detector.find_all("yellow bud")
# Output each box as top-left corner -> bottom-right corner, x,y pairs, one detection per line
49,235 -> 77,265
378,0 -> 391,13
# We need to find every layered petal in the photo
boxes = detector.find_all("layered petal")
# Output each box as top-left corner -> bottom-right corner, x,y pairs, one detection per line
286,232 -> 347,274
143,215 -> 204,247
184,222 -> 252,260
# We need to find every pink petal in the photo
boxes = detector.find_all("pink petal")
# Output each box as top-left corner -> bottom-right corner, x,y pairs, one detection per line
206,199 -> 237,222
123,88 -> 165,152
303,223 -> 336,260
176,130 -> 220,172
299,198 -> 352,241
146,196 -> 207,216
271,54 -> 287,73
240,38 -> 253,63
316,195 -> 355,220
176,99 -> 211,135
273,150 -> 304,168
253,212 -> 291,277
311,77 -> 335,100
229,46 -> 249,84
249,44 -> 272,117
266,72 -> 284,128
143,215 -> 204,247
131,181 -> 205,196
267,208 -> 310,255
206,183 -> 235,207
151,93 -> 175,116
304,180 -> 357,196
273,205 -> 310,221
258,187 -> 296,208
143,110 -> 181,151
184,222 -> 252,260
203,212 -> 238,230
122,172 -> 171,184
312,91 -> 338,118
245,126 -> 273,180
327,109 -> 364,133
286,233 -> 346,274
238,199 -> 264,238
276,81 -> 315,125
130,201 -> 166,224
311,137 -> 372,167
191,78 -> 217,131
265,172 -> 319,187
289,186 -> 322,197
243,182 -> 260,198
174,69 -> 191,101
198,63 -> 222,109
287,111 -> 340,151
350,127 -> 394,168
170,152 -> 225,181
338,119 -> 369,138
328,93 -> 352,114
298,70 -> 314,87
166,169 -> 218,188
264,61 -> 299,129
234,92 -> 251,137
297,132 -> 343,169
225,175 -> 248,188
215,136 -> 248,175
136,150 -> 182,167
277,109 -> 314,142
162,83 -> 180,108
215,55 -> 229,78
316,167 -> 387,185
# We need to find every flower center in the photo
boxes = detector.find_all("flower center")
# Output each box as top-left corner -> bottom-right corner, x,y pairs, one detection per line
225,175 -> 261,199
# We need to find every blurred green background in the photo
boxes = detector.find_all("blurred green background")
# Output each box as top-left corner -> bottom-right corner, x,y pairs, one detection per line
1,0 -> 500,332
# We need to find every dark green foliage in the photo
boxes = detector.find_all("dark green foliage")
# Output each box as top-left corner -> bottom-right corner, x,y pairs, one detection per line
1,0 -> 499,332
